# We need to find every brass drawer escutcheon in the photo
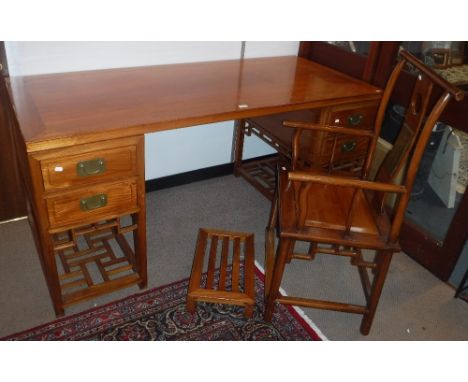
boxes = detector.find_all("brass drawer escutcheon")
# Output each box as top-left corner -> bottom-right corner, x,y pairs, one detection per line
341,140 -> 357,153
80,194 -> 108,211
76,158 -> 106,177
347,114 -> 364,127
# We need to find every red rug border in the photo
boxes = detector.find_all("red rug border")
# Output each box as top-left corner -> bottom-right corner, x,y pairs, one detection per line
2,264 -> 323,341
1,276 -> 188,341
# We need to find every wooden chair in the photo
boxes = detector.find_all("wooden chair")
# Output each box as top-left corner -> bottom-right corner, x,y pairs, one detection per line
264,51 -> 464,335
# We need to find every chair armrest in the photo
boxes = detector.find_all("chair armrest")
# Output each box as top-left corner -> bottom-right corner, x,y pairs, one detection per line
288,171 -> 406,194
283,121 -> 375,138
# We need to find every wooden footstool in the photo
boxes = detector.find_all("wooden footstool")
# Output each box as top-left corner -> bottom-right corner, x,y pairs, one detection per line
186,228 -> 255,317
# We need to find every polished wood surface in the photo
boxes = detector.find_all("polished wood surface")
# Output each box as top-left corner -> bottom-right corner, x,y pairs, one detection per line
8,56 -> 381,152
264,51 -> 464,335
37,137 -> 139,191
46,179 -> 138,229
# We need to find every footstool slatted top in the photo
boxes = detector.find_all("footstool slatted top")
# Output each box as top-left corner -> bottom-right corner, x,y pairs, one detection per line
187,228 -> 255,317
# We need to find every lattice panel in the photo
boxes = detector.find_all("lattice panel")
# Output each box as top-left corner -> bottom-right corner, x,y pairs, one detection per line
52,217 -> 139,303
238,156 -> 279,200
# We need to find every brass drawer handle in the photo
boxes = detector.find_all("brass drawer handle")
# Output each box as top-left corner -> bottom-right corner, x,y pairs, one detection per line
347,114 -> 364,126
341,140 -> 357,153
80,194 -> 108,211
76,158 -> 106,177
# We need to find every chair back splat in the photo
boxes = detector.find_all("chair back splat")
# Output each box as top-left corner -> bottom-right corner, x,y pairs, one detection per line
264,50 -> 464,335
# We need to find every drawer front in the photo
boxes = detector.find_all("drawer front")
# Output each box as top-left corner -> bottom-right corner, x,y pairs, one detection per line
41,145 -> 138,191
327,102 -> 378,130
316,101 -> 379,169
320,135 -> 370,167
46,181 -> 138,228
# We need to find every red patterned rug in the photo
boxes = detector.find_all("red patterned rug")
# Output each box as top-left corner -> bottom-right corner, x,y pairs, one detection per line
2,264 -> 325,340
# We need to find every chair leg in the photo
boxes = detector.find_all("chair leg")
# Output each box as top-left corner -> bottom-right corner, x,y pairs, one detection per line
233,119 -> 246,177
264,237 -> 294,321
360,250 -> 393,335
286,241 -> 295,263
264,191 -> 278,302
265,226 -> 276,302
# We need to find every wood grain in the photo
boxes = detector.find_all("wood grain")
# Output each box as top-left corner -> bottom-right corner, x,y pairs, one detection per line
38,137 -> 139,191
46,179 -> 138,229
7,56 -> 382,152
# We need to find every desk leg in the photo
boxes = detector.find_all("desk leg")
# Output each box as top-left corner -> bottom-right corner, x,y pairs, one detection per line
233,119 -> 246,177
27,205 -> 64,316
135,135 -> 147,289
133,209 -> 147,289
43,240 -> 66,317
25,158 -> 65,316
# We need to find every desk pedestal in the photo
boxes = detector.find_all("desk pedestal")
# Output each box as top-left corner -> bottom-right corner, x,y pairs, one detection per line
15,134 -> 147,316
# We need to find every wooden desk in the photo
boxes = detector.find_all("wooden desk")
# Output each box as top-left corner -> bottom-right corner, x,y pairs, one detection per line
7,56 -> 382,315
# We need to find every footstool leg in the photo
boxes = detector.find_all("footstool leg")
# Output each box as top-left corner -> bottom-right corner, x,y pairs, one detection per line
244,305 -> 254,318
186,297 -> 197,314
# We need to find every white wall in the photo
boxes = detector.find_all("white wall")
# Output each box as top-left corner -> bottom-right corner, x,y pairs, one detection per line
5,41 -> 299,179
5,41 -> 243,76
244,41 -> 299,58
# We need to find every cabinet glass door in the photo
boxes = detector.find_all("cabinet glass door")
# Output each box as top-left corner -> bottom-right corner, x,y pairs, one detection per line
325,41 -> 372,56
299,41 -> 380,82
388,41 -> 468,283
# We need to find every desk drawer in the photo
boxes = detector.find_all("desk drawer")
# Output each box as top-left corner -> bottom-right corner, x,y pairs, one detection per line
46,180 -> 138,229
327,102 -> 378,130
38,139 -> 140,191
320,135 -> 370,167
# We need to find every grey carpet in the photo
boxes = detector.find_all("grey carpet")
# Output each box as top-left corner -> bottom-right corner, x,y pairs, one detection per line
0,175 -> 467,340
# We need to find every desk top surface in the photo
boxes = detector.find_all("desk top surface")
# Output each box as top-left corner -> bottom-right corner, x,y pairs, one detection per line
8,56 -> 382,152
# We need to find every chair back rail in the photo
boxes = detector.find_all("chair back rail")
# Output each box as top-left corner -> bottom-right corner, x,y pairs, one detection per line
286,50 -> 463,244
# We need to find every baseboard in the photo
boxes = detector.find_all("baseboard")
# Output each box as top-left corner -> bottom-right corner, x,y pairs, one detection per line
145,154 -> 277,192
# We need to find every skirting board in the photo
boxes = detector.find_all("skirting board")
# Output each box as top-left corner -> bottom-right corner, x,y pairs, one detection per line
145,154 -> 277,193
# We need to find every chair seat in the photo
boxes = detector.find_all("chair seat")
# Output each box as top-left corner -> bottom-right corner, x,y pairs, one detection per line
304,184 -> 378,235
277,167 -> 396,250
